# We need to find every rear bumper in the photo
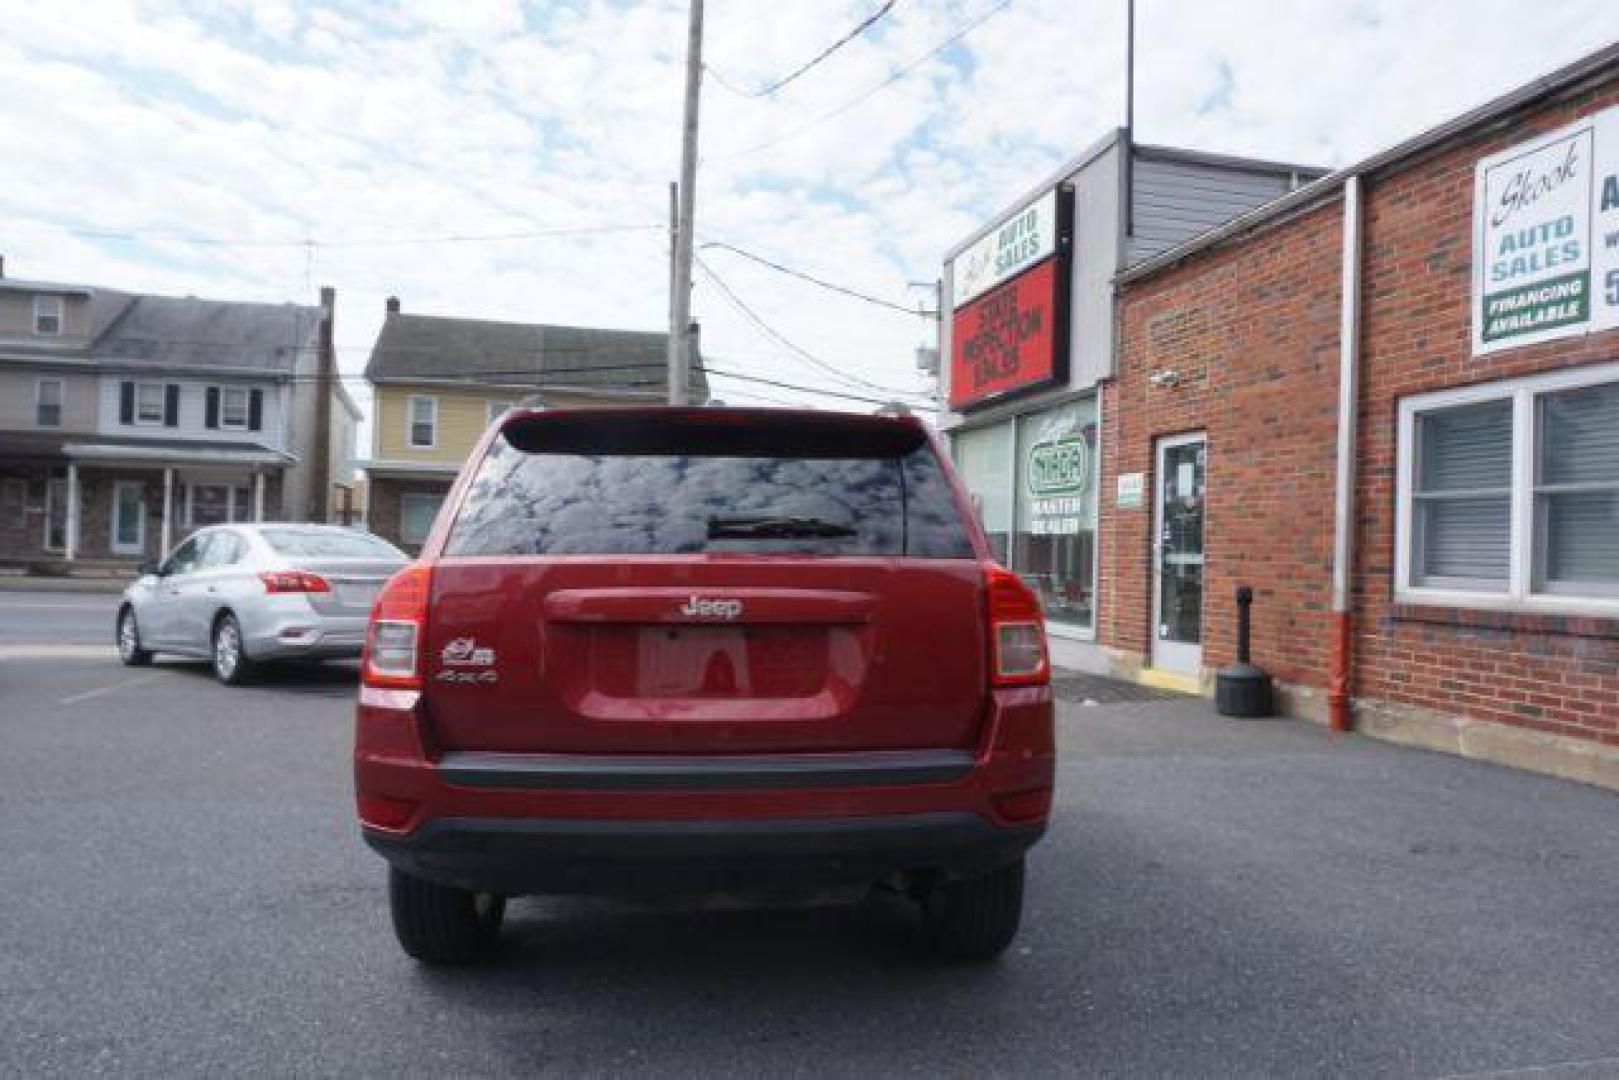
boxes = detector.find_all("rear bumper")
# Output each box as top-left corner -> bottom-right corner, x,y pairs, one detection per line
355,685 -> 1056,897
244,610 -> 367,661
364,812 -> 1043,896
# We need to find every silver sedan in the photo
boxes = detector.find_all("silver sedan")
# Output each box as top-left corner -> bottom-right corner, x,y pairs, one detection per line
115,524 -> 409,685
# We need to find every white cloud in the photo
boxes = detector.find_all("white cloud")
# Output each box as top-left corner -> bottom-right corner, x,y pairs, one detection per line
0,0 -> 1615,426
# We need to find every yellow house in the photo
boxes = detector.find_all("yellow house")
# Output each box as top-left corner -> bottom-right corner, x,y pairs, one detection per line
360,297 -> 705,551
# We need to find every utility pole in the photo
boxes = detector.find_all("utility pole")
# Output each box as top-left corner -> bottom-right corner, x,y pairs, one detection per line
668,0 -> 704,406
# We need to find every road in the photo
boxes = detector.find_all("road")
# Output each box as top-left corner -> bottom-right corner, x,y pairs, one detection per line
3,589 -> 1618,1078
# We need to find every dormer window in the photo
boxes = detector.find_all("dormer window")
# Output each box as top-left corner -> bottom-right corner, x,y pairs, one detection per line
34,297 -> 63,336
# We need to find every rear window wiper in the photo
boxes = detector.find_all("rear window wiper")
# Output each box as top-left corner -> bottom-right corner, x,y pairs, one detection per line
707,514 -> 858,539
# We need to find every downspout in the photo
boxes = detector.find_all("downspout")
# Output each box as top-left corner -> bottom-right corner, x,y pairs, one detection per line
1328,175 -> 1363,733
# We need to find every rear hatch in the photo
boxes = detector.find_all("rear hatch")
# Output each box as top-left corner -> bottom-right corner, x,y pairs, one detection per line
422,410 -> 990,755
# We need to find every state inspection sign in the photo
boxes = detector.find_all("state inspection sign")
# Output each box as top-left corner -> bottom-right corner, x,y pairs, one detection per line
1472,103 -> 1619,355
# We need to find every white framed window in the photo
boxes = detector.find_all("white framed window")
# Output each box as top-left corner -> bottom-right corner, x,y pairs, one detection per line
33,296 -> 63,336
219,386 -> 249,430
135,382 -> 166,425
1396,361 -> 1619,616
400,492 -> 444,546
36,378 -> 63,427
486,400 -> 515,426
407,395 -> 437,449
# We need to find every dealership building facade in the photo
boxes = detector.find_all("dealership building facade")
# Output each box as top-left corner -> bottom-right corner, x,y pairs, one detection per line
938,132 -> 1322,673
1094,44 -> 1619,784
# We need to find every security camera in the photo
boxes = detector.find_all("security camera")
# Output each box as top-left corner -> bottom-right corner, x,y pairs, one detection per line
1148,369 -> 1181,388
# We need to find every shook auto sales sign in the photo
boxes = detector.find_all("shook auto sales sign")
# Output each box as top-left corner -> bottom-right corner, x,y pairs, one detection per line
1473,104 -> 1619,354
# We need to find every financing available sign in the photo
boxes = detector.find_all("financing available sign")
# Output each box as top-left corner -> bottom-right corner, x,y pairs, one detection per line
1472,104 -> 1619,354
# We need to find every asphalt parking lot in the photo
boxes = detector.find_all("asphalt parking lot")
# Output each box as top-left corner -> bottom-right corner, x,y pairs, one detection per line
3,588 -> 1617,1078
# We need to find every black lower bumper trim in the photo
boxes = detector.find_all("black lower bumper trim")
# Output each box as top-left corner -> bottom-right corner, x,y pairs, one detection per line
364,812 -> 1044,897
437,748 -> 975,790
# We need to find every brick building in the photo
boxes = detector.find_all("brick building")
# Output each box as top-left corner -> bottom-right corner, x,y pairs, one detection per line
1101,44 -> 1619,786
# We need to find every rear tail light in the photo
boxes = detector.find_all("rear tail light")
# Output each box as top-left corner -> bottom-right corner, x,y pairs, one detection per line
986,563 -> 1049,687
362,564 -> 431,689
259,570 -> 330,594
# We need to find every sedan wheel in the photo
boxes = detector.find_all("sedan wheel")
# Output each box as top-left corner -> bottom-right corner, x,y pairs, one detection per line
116,608 -> 152,667
211,614 -> 256,686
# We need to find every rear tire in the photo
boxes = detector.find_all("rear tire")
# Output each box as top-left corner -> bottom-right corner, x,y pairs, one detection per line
388,868 -> 506,965
116,607 -> 152,667
211,612 -> 256,686
918,857 -> 1025,962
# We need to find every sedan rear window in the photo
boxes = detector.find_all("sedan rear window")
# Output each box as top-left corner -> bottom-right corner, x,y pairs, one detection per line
444,417 -> 974,559
259,528 -> 403,559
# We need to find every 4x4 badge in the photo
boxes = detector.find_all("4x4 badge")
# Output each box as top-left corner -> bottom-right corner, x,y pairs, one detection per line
441,637 -> 496,667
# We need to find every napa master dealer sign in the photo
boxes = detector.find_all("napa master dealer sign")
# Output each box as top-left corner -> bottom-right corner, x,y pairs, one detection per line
1473,104 -> 1619,354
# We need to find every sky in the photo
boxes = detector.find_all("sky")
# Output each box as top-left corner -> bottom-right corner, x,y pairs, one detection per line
2,0 -> 1617,435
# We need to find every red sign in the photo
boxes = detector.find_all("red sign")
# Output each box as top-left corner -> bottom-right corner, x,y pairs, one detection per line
949,257 -> 1059,409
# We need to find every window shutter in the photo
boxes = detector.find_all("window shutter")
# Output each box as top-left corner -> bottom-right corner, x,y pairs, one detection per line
205,387 -> 219,429
119,381 -> 134,425
1414,400 -> 1512,586
248,389 -> 263,432
164,384 -> 180,427
1537,382 -> 1619,591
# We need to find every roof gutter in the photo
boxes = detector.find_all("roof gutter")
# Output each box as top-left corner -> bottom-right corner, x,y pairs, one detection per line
1120,41 -> 1619,285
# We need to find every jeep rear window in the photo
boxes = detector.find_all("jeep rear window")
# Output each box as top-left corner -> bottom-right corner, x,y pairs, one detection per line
443,414 -> 974,558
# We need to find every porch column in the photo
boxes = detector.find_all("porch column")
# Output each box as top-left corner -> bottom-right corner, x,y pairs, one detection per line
65,461 -> 79,563
161,468 -> 173,555
254,472 -> 265,522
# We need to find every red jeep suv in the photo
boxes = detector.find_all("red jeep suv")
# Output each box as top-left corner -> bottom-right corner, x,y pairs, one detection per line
355,408 -> 1054,964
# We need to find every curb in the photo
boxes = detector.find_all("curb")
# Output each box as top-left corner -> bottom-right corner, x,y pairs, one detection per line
0,577 -> 130,595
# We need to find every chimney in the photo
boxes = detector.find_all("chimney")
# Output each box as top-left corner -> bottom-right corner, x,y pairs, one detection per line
310,286 -> 337,523
385,296 -> 400,314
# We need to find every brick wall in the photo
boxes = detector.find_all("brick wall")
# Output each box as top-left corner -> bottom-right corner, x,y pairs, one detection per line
1106,75 -> 1619,745
1354,80 -> 1619,746
367,476 -> 452,553
1102,199 -> 1344,690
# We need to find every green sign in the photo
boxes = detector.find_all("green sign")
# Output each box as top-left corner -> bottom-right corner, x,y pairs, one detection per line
1026,435 -> 1089,496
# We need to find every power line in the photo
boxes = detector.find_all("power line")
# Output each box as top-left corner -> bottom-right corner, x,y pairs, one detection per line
704,0 -> 1013,162
705,362 -> 937,411
12,220 -> 657,249
707,1 -> 897,99
699,240 -> 931,316
695,256 -> 929,400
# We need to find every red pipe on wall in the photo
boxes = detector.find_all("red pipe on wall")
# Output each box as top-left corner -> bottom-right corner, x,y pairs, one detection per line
1327,610 -> 1353,733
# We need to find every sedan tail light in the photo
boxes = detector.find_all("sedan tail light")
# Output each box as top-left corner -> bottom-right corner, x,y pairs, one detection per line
259,570 -> 331,594
362,564 -> 432,690
985,563 -> 1049,687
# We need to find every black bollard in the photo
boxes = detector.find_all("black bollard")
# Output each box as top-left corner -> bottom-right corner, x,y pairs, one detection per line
1216,586 -> 1274,718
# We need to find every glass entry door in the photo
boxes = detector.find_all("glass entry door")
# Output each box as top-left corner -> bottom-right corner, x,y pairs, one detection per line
1152,434 -> 1206,674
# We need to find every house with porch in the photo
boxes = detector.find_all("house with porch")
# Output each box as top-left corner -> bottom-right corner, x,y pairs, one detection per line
359,296 -> 704,551
0,266 -> 357,573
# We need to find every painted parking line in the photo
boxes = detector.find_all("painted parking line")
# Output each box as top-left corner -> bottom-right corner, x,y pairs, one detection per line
0,645 -> 119,661
57,672 -> 166,706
